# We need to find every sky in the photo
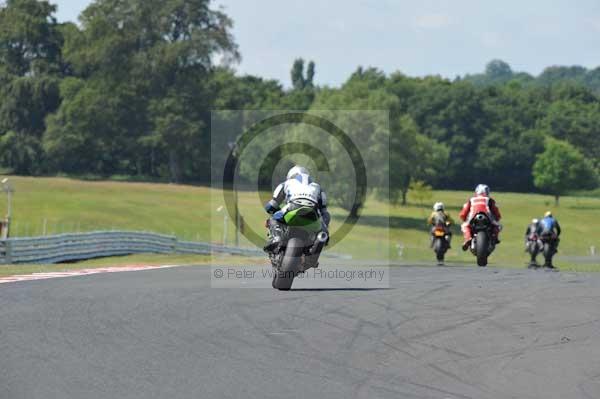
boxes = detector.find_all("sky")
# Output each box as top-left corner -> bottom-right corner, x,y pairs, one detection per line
53,0 -> 600,87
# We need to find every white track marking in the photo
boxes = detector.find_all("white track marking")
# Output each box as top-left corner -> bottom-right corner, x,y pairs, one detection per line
0,264 -> 180,284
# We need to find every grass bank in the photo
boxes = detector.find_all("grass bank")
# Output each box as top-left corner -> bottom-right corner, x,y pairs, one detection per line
0,176 -> 598,271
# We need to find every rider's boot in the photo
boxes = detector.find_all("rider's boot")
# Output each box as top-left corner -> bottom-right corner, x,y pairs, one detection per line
263,237 -> 281,252
461,225 -> 472,251
462,239 -> 472,251
263,220 -> 284,252
528,257 -> 539,269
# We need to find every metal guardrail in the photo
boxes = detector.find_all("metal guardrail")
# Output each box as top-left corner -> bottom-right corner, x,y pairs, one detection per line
0,231 -> 349,264
0,231 -> 177,264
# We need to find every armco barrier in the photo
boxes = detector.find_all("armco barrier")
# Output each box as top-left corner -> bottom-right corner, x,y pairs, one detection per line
0,231 -> 349,264
0,231 -> 177,264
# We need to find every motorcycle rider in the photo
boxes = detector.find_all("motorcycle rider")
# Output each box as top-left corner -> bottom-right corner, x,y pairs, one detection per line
428,202 -> 454,248
263,166 -> 330,252
459,184 -> 502,251
525,218 -> 542,266
524,218 -> 541,248
539,211 -> 561,267
540,211 -> 561,239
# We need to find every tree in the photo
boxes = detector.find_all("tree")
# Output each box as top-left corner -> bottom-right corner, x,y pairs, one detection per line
4,0 -> 600,196
306,68 -> 393,216
537,66 -> 587,87
0,0 -> 63,76
290,58 -> 316,90
463,60 -> 515,86
389,115 -> 418,206
44,78 -> 145,175
46,0 -> 239,181
539,100 -> 600,169
291,58 -> 305,90
533,138 -> 598,205
475,124 -> 546,192
485,59 -> 512,81
306,61 -> 315,87
401,79 -> 489,188
0,0 -> 64,173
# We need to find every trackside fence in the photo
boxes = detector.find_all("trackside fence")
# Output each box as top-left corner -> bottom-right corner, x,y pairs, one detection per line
0,231 -> 349,264
0,231 -> 258,264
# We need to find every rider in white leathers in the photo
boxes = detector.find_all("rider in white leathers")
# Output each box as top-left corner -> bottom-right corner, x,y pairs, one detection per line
263,166 -> 330,251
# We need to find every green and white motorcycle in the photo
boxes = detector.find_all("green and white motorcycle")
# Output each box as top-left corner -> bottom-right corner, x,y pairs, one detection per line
266,199 -> 328,290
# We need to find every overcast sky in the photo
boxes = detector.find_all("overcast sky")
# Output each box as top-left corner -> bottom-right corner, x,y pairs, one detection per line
53,0 -> 600,87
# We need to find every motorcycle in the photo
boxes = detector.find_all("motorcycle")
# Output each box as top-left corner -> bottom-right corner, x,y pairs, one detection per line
431,224 -> 450,265
525,233 -> 542,268
540,232 -> 558,269
266,199 -> 328,290
469,212 -> 496,267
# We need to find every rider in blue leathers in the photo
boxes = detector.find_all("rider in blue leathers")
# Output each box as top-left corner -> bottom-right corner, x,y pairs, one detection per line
539,211 -> 561,239
539,211 -> 561,268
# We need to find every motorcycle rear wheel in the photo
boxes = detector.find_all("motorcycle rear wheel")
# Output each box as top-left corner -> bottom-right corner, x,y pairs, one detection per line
476,231 -> 489,267
543,242 -> 553,267
272,237 -> 304,290
433,238 -> 446,262
528,242 -> 539,264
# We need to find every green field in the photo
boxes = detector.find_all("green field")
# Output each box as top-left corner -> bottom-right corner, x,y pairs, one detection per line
0,176 -> 599,271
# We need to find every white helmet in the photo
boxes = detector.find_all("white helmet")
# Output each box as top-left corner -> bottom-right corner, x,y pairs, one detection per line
287,165 -> 310,180
433,202 -> 444,211
532,218 -> 539,224
475,184 -> 490,196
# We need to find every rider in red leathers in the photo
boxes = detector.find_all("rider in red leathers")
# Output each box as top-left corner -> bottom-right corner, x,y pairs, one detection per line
459,184 -> 502,251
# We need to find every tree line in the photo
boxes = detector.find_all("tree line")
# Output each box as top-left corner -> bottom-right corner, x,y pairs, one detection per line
0,0 -> 598,207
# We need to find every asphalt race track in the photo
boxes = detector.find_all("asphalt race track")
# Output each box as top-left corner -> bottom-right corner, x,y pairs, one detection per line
2,264 -> 600,399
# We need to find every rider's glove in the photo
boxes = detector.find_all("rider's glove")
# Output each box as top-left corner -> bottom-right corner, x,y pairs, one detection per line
264,200 -> 279,214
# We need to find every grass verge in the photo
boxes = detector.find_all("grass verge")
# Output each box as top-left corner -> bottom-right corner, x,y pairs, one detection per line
0,175 -> 598,272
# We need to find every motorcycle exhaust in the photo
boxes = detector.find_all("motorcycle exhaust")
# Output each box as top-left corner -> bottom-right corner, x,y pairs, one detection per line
310,232 -> 329,255
317,232 -> 328,243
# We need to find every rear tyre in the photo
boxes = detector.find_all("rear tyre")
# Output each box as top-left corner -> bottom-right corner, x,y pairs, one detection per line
476,231 -> 489,267
271,268 -> 278,288
529,242 -> 539,266
433,238 -> 445,263
272,238 -> 304,290
543,242 -> 553,267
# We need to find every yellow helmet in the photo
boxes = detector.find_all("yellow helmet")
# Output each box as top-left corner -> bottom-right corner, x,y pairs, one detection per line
544,211 -> 552,218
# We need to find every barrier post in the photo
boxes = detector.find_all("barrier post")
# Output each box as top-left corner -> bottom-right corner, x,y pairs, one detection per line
0,217 -> 8,239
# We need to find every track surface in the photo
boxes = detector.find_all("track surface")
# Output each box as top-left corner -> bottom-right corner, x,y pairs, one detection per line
2,265 -> 600,399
